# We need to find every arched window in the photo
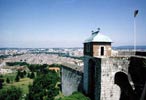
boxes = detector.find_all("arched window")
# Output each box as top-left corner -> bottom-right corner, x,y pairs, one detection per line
101,46 -> 104,56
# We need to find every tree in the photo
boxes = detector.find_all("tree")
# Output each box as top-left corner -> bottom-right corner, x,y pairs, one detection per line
40,64 -> 48,73
28,64 -> 39,72
0,75 -> 3,78
15,74 -> 20,82
6,78 -> 10,84
30,72 -> 35,79
23,70 -> 27,76
20,71 -> 24,78
0,78 -> 4,89
27,73 -> 30,78
0,86 -> 22,100
26,70 -> 59,100
17,70 -> 21,77
15,70 -> 21,82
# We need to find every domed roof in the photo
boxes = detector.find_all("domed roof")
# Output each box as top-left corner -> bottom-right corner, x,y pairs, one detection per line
84,31 -> 112,43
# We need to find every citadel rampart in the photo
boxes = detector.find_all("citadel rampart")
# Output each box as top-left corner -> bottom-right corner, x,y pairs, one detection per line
61,55 -> 146,100
61,63 -> 83,96
117,51 -> 146,57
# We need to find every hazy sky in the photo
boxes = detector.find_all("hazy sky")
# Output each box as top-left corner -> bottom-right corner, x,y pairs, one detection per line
0,0 -> 146,48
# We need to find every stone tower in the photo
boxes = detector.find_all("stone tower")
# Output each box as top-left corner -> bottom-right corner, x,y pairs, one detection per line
83,29 -> 138,100
61,28 -> 146,100
83,29 -> 114,100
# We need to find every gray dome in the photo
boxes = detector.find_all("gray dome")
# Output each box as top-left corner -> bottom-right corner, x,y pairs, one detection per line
84,31 -> 112,43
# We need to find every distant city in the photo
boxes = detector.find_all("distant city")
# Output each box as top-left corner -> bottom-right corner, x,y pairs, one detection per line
0,45 -> 146,74
0,47 -> 83,74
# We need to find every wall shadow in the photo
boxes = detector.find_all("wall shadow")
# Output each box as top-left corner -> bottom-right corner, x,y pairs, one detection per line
114,72 -> 136,100
129,57 -> 146,100
88,59 -> 96,100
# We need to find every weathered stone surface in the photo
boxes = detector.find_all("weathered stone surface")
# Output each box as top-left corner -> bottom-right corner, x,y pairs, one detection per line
61,64 -> 83,96
83,56 -> 130,100
61,55 -> 146,100
100,57 -> 130,100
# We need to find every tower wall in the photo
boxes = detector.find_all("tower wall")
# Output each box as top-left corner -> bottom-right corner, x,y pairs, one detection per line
84,42 -> 112,57
83,56 -> 130,100
93,44 -> 111,57
100,57 -> 129,100
83,55 -> 101,100
83,55 -> 91,94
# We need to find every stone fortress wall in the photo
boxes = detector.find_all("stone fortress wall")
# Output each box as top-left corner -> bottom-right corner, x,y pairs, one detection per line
61,63 -> 83,96
116,51 -> 146,57
99,57 -> 130,100
83,55 -> 130,100
61,55 -> 146,100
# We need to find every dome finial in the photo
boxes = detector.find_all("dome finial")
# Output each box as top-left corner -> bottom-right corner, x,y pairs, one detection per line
92,28 -> 100,35
97,27 -> 100,32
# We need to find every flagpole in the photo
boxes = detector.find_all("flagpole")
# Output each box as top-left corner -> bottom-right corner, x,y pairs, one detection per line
134,10 -> 138,52
134,16 -> 136,52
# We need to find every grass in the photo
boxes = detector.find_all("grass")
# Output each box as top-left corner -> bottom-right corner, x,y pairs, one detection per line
3,77 -> 33,94
2,73 -> 16,83
55,91 -> 64,100
56,92 -> 90,100
1,72 -> 33,94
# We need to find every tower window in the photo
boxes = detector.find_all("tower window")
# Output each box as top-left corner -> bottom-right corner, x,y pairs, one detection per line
101,47 -> 104,56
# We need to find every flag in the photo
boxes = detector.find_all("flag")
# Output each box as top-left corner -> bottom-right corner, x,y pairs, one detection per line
134,10 -> 139,17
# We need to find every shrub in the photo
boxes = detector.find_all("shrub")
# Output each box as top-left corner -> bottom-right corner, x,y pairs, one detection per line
0,86 -> 22,100
6,78 -> 10,84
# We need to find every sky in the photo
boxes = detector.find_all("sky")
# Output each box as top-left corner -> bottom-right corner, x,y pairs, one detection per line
0,0 -> 146,48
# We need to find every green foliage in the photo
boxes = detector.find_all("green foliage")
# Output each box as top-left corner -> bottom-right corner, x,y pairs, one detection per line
20,71 -> 24,78
28,64 -> 49,73
0,75 -> 3,78
17,70 -> 21,76
26,70 -> 59,100
12,53 -> 23,57
23,70 -> 27,76
27,73 -> 30,78
30,72 -> 35,79
6,78 -> 10,84
14,70 -> 27,81
0,86 -> 22,100
6,62 -> 28,66
0,78 -> 4,89
15,74 -> 20,82
58,92 -> 90,100
49,64 -> 62,68
2,73 -> 16,83
27,64 -> 39,72
3,78 -> 33,95
0,55 -> 9,59
3,62 -> 61,100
